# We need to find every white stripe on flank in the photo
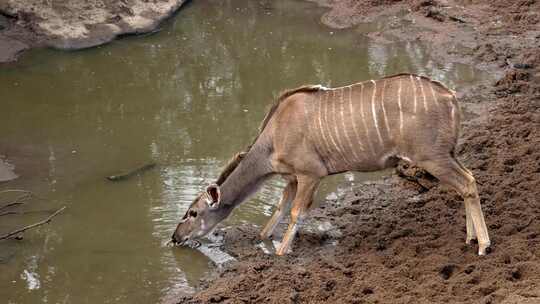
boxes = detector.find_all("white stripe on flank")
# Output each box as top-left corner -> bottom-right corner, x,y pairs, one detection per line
410,75 -> 417,114
341,88 -> 360,162
370,80 -> 384,146
380,79 -> 391,140
429,83 -> 439,111
398,78 -> 403,137
309,95 -> 325,161
348,86 -> 365,155
359,83 -> 374,156
326,91 -> 343,159
450,103 -> 455,125
336,89 -> 354,165
318,93 -> 334,171
417,77 -> 428,112
303,94 -> 313,145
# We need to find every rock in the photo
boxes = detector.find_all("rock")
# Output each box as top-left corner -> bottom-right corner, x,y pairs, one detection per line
43,0 -> 184,49
0,0 -> 187,62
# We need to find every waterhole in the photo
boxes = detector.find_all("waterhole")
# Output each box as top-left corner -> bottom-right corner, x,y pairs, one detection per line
0,0 -> 491,303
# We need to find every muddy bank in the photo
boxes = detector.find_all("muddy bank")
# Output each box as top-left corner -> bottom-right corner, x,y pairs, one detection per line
0,0 -> 186,63
178,0 -> 540,303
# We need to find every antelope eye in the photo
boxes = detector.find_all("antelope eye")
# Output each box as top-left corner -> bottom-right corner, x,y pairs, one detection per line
188,210 -> 198,218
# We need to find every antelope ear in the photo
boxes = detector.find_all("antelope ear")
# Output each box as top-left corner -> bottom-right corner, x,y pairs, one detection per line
205,184 -> 221,208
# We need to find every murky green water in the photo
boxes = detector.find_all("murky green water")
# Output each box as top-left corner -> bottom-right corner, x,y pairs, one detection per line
0,0 -> 490,303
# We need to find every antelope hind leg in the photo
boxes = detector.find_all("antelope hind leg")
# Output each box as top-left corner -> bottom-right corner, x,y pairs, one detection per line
465,201 -> 477,244
419,157 -> 490,255
260,179 -> 297,239
464,180 -> 490,255
457,162 -> 478,245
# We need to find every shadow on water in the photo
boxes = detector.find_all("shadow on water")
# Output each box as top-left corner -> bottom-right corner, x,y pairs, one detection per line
0,0 -> 493,303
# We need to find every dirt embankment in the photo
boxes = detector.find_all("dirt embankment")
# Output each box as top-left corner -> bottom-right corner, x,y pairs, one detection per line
178,0 -> 540,303
0,0 -> 186,63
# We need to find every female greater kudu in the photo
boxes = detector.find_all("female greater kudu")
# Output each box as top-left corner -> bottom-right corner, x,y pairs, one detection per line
171,73 -> 491,256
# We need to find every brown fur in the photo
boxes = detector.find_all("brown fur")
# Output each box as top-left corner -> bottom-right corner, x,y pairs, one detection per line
214,85 -> 323,185
216,152 -> 247,185
258,85 -> 322,135
382,73 -> 454,93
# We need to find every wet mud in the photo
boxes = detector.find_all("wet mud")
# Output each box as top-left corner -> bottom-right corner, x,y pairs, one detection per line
178,0 -> 540,303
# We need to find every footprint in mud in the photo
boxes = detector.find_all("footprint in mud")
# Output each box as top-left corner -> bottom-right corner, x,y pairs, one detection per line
440,264 -> 457,280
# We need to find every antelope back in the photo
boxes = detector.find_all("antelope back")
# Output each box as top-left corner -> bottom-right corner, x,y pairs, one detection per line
301,74 -> 459,173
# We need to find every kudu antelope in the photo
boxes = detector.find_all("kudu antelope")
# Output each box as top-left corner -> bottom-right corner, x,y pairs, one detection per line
171,73 -> 491,256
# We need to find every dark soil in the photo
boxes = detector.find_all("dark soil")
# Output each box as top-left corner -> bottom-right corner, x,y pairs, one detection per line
177,0 -> 540,303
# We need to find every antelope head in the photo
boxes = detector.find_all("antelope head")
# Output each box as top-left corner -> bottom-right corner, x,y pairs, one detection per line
170,184 -> 231,246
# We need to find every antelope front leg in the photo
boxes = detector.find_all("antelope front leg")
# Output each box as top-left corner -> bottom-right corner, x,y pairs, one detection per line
260,179 -> 297,239
276,176 -> 319,256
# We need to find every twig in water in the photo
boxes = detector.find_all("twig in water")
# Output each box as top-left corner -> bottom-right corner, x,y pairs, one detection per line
107,163 -> 156,181
0,206 -> 66,240
0,211 -> 19,217
0,190 -> 32,195
0,190 -> 33,211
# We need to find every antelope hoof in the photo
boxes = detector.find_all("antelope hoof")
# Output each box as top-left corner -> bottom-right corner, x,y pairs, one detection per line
466,237 -> 478,245
276,245 -> 287,256
260,226 -> 277,240
275,243 -> 291,256
259,231 -> 271,240
478,243 -> 491,256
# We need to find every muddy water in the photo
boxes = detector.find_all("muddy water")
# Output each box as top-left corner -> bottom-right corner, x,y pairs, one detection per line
0,0 -> 491,303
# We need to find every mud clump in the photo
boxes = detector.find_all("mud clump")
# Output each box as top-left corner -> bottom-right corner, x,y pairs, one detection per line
178,1 -> 540,303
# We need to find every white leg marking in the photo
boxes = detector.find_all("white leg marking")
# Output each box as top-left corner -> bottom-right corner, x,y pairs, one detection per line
370,80 -> 384,146
465,200 -> 477,244
418,77 -> 428,112
380,79 -> 391,140
398,78 -> 403,137
348,86 -> 364,157
410,75 -> 417,114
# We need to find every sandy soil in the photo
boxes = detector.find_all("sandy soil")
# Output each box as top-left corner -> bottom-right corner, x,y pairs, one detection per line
177,0 -> 540,303
0,0 -> 186,63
